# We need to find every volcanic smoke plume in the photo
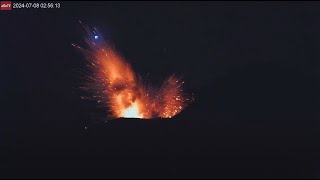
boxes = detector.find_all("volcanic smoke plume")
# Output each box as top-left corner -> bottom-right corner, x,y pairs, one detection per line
74,24 -> 191,119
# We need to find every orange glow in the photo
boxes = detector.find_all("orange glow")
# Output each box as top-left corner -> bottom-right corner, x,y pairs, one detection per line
75,26 -> 191,119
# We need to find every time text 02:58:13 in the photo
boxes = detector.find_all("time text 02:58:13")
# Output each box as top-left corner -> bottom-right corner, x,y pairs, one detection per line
12,2 -> 61,9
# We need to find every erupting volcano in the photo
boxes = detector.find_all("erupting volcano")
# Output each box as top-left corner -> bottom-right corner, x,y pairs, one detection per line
74,24 -> 191,119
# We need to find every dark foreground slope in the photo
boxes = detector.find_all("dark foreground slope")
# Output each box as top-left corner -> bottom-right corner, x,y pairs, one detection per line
1,62 -> 320,178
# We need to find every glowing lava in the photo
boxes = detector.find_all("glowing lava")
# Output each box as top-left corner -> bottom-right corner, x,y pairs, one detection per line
74,24 -> 191,119
121,102 -> 143,118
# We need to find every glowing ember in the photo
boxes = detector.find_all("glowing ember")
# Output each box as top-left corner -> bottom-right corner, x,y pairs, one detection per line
74,24 -> 191,119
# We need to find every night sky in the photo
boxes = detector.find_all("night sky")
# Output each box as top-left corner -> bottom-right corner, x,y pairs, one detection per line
2,1 -> 320,178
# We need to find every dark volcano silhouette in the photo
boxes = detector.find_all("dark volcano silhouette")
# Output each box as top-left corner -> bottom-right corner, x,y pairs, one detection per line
2,62 -> 320,178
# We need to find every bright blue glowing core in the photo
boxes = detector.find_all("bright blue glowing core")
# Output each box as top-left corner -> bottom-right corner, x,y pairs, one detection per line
94,35 -> 99,40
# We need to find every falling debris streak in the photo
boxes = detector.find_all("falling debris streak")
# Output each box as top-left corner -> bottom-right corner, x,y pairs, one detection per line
76,25 -> 192,119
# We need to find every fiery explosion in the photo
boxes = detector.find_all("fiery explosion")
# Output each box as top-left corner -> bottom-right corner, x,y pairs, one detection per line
74,24 -> 191,119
